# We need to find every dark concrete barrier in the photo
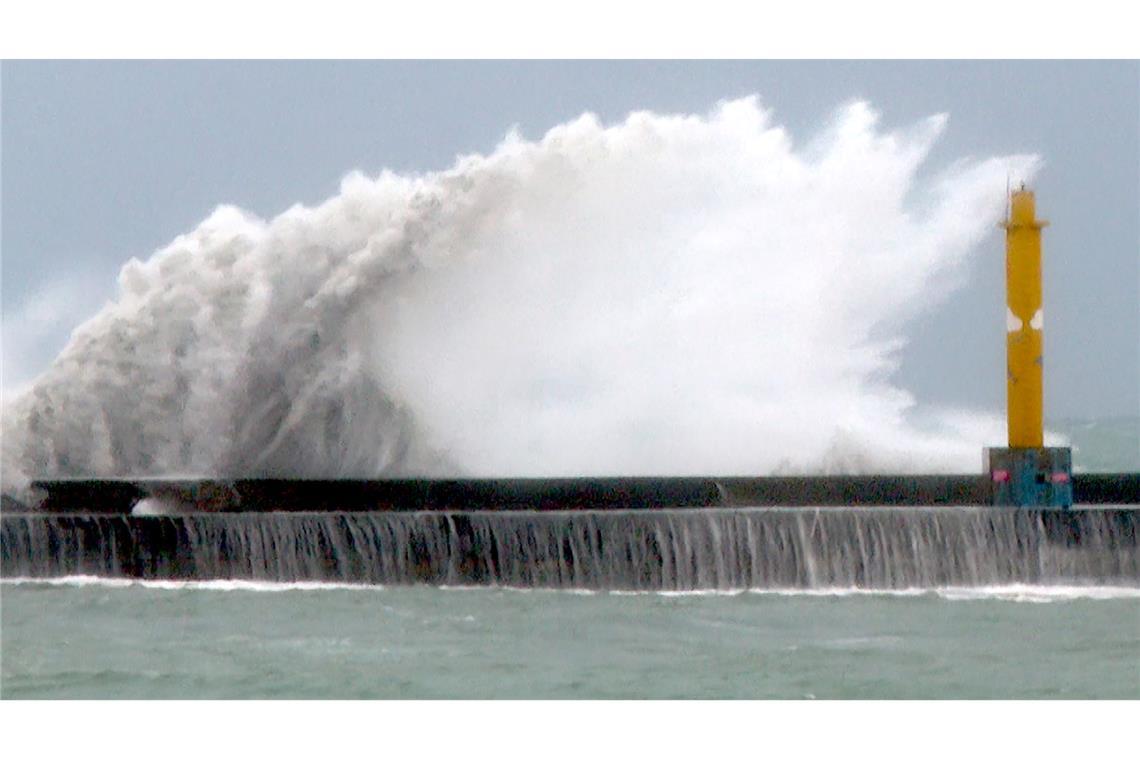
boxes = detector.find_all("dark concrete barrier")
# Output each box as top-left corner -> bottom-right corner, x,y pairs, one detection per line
16,473 -> 1137,513
1073,473 -> 1140,505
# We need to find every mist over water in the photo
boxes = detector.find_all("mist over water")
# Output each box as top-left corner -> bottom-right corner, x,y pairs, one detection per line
1,97 -> 1040,496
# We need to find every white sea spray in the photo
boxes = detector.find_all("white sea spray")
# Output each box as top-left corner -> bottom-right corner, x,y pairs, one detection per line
1,97 -> 1042,500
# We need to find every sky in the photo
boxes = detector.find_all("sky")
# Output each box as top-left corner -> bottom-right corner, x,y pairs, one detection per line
1,60 -> 1137,421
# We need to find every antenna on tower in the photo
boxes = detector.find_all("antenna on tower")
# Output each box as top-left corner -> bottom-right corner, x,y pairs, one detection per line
1005,171 -> 1011,222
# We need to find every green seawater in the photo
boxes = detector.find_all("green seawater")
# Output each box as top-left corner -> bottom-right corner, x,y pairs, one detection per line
2,581 -> 1138,699
1053,415 -> 1140,472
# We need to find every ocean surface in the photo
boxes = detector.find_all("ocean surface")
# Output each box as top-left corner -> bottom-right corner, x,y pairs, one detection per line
3,578 -> 1138,699
3,419 -> 1135,699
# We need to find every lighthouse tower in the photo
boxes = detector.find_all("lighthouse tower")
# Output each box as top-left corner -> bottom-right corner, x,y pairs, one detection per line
987,185 -> 1073,508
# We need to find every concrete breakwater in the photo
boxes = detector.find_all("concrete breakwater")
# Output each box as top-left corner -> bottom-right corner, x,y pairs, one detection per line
17,473 -> 1140,513
3,508 -> 1136,590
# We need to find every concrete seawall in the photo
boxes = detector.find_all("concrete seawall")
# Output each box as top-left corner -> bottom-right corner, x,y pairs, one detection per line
14,473 -> 1140,513
3,508 -> 1136,589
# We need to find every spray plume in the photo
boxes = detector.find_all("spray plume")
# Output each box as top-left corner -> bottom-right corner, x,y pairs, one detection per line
2,97 -> 1039,498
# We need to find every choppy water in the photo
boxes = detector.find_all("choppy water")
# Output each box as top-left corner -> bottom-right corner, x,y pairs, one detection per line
2,579 -> 1138,699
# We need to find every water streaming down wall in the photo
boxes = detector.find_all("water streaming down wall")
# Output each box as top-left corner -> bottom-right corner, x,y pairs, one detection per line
3,509 -> 1135,590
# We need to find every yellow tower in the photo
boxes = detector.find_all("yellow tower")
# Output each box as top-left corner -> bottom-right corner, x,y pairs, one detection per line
988,183 -> 1071,508
1004,186 -> 1046,448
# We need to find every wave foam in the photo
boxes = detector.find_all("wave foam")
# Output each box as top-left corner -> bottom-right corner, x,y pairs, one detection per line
5,576 -> 1137,602
2,97 -> 1041,499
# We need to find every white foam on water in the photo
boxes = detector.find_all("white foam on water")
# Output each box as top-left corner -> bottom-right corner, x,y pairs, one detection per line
756,585 -> 1140,601
1,97 -> 1043,500
5,576 -> 1137,601
601,585 -> 1140,601
931,584 -> 1140,603
0,575 -> 383,593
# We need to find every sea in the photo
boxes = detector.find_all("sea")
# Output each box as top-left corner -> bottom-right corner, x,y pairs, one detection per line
3,94 -> 1139,702
2,417 -> 1138,700
3,578 -> 1139,699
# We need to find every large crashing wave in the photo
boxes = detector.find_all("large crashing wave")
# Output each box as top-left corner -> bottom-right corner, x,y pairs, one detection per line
1,97 -> 1040,497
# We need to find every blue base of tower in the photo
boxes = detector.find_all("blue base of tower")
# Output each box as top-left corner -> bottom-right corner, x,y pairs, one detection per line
986,447 -> 1073,508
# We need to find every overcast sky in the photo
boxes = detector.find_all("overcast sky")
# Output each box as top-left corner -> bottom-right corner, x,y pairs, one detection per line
2,60 -> 1137,420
